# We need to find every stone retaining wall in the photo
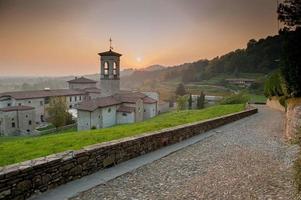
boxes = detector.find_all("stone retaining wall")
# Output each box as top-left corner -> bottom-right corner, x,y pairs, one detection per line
266,97 -> 285,112
285,98 -> 301,140
0,108 -> 257,200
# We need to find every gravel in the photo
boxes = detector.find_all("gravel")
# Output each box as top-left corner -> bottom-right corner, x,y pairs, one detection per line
70,105 -> 300,200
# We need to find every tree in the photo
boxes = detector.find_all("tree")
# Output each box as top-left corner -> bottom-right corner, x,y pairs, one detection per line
176,96 -> 188,111
188,94 -> 192,109
46,97 -> 72,128
280,29 -> 301,96
197,91 -> 205,109
175,83 -> 187,96
278,0 -> 301,30
277,0 -> 301,97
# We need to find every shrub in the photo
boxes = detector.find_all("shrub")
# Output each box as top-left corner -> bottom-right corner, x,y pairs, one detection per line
264,70 -> 287,98
220,93 -> 250,105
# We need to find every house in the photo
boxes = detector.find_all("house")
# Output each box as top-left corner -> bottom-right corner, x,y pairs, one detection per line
0,106 -> 35,136
225,78 -> 256,87
0,77 -> 100,135
77,48 -> 159,131
0,44 -> 160,135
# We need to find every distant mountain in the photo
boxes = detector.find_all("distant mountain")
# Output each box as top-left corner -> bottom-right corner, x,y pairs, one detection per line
121,32 -> 289,88
142,65 -> 165,71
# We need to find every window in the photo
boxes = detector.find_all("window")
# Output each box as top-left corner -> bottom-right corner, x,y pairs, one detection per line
12,122 -> 15,128
122,113 -> 127,116
113,62 -> 117,76
11,118 -> 14,121
138,107 -> 141,112
40,101 -> 43,106
27,129 -> 30,133
104,62 -> 109,76
26,115 -> 28,118
40,115 -> 44,122
75,96 -> 77,101
70,97 -> 72,102
18,103 -> 22,106
144,109 -> 146,112
69,105 -> 72,109
7,103 -> 11,107
45,97 -> 50,104
79,96 -> 82,101
28,120 -> 32,125
28,100 -> 31,104
108,108 -> 111,113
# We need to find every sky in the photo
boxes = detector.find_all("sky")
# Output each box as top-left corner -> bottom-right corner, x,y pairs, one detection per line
0,0 -> 279,76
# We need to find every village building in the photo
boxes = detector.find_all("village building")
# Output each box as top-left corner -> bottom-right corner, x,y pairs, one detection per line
0,44 -> 162,135
0,106 -> 36,136
77,48 -> 158,131
225,78 -> 256,87
0,77 -> 100,135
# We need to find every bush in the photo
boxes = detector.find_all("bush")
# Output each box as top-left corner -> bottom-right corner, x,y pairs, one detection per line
220,93 -> 250,105
264,70 -> 287,98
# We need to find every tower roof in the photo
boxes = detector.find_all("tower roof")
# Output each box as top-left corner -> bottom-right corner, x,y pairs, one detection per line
98,50 -> 122,57
67,76 -> 97,84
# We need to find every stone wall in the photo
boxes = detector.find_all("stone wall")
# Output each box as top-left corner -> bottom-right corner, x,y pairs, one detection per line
0,108 -> 257,200
266,97 -> 285,112
285,98 -> 301,140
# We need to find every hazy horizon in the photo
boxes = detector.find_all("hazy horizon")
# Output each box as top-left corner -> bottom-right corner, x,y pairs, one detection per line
0,0 -> 279,76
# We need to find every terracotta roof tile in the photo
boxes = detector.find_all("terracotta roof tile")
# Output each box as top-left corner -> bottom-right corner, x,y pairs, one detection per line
143,96 -> 157,104
117,106 -> 135,113
67,77 -> 97,84
0,89 -> 86,100
0,106 -> 34,112
98,50 -> 122,57
77,96 -> 121,111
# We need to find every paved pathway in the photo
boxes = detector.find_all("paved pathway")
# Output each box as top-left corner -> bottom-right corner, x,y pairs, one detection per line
70,106 -> 300,200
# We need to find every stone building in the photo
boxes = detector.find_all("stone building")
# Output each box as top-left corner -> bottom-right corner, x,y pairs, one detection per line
0,76 -> 100,135
0,46 -> 160,135
0,106 -> 35,136
77,49 -> 158,131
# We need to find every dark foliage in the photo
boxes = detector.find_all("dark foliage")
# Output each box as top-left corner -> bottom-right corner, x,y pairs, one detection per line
197,91 -> 205,109
188,94 -> 192,109
280,28 -> 301,97
278,0 -> 301,30
264,70 -> 286,97
175,83 -> 187,96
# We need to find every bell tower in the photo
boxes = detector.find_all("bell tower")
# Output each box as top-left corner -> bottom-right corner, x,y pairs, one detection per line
98,38 -> 122,97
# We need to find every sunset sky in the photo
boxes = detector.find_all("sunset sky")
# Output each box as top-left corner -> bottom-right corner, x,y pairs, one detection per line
0,0 -> 279,76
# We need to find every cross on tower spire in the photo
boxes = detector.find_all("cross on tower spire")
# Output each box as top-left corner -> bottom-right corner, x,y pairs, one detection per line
109,37 -> 113,51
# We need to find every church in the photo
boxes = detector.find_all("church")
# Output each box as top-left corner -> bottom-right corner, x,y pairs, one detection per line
76,47 -> 159,131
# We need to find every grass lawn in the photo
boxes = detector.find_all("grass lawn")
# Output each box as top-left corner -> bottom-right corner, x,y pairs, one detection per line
247,94 -> 267,104
0,104 -> 245,167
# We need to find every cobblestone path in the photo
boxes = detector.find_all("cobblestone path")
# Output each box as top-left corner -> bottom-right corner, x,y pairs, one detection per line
71,106 -> 300,200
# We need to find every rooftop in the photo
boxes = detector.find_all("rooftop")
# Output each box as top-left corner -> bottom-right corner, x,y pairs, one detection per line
77,96 -> 121,111
0,105 -> 34,112
0,89 -> 86,100
78,91 -> 157,112
98,50 -> 122,57
116,105 -> 135,113
67,77 -> 97,84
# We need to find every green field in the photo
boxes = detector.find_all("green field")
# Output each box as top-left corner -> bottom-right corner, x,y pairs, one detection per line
0,104 -> 245,166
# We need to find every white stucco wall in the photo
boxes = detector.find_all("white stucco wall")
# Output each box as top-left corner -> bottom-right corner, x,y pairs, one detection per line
117,112 -> 135,124
101,106 -> 117,128
77,110 -> 92,131
16,98 -> 44,123
0,109 -> 35,136
69,83 -> 97,90
143,103 -> 157,120
158,101 -> 170,114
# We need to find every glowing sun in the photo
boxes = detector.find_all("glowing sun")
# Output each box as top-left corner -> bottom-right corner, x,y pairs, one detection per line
136,57 -> 142,62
